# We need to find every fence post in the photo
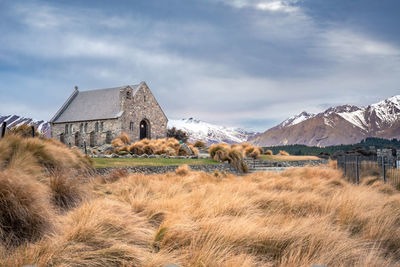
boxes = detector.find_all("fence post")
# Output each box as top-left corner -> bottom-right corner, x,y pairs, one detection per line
356,156 -> 359,185
31,126 -> 35,137
383,164 -> 386,184
1,122 -> 6,137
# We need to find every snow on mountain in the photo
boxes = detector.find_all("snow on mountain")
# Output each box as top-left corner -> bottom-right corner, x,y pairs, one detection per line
251,95 -> 400,147
274,111 -> 315,129
0,115 -> 50,137
168,118 -> 257,145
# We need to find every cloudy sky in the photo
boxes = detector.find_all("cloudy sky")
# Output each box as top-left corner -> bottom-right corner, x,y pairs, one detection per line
0,0 -> 399,131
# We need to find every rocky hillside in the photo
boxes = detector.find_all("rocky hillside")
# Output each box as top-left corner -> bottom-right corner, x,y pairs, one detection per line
251,95 -> 400,147
168,118 -> 257,145
0,115 -> 51,137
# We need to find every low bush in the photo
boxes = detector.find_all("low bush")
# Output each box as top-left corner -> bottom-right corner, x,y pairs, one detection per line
175,165 -> 191,176
265,149 -> 273,155
125,138 -> 198,156
48,173 -> 84,211
0,171 -> 53,246
194,140 -> 206,148
0,134 -> 92,175
279,150 -> 290,156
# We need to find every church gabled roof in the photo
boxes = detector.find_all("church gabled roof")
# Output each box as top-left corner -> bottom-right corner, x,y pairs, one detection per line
50,83 -> 143,123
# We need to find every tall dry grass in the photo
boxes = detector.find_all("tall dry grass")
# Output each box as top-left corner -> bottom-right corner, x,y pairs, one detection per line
2,136 -> 400,266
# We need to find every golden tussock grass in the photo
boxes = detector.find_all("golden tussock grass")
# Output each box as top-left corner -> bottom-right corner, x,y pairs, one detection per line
193,140 -> 206,148
264,149 -> 273,155
125,138 -> 198,156
2,136 -> 400,266
279,150 -> 290,156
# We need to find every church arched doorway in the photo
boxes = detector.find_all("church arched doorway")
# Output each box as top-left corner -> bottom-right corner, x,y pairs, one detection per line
140,119 -> 150,140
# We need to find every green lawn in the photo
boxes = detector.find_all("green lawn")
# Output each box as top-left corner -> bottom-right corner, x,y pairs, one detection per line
92,157 -> 219,168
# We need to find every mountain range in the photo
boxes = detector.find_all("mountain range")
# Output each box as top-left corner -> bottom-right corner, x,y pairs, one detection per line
2,95 -> 399,146
168,118 -> 257,145
0,115 -> 50,137
251,95 -> 400,147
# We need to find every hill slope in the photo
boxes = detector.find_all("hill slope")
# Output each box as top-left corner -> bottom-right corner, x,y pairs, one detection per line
252,95 -> 400,147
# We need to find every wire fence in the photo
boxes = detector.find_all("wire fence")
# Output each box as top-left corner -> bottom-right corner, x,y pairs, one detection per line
337,155 -> 400,186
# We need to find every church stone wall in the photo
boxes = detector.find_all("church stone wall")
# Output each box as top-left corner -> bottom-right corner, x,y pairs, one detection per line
51,119 -> 120,147
119,83 -> 168,142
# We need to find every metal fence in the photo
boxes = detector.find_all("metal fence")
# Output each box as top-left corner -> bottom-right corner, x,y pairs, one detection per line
337,155 -> 400,186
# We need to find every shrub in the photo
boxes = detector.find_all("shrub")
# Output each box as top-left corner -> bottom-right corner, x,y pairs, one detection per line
194,140 -> 206,148
265,149 -> 273,155
0,134 -> 92,175
7,124 -> 41,138
120,133 -> 130,144
228,149 -> 248,173
0,171 -> 53,246
111,138 -> 124,148
175,165 -> 191,176
48,173 -> 84,210
167,127 -> 189,143
279,150 -> 290,156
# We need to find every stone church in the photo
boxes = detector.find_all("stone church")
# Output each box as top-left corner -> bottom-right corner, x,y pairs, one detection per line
50,82 -> 168,147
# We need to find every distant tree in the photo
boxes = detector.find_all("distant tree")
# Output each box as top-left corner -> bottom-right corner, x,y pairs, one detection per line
167,127 -> 189,143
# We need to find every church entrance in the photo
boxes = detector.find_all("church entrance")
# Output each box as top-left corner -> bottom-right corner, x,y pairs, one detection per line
75,132 -> 80,147
140,120 -> 150,140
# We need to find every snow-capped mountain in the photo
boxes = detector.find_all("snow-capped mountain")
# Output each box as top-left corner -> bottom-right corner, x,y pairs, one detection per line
0,115 -> 50,137
251,95 -> 400,147
272,111 -> 316,130
168,118 -> 257,145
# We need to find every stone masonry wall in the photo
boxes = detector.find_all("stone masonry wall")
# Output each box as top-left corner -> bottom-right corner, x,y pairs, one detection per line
95,163 -> 236,175
51,119 -> 120,147
119,83 -> 168,142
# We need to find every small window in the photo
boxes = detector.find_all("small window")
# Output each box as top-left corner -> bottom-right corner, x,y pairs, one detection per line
95,122 -> 99,132
126,91 -> 131,99
84,123 -> 88,133
80,123 -> 83,133
70,124 -> 73,133
65,124 -> 68,134
129,122 -> 133,131
100,122 -> 104,132
144,95 -> 146,102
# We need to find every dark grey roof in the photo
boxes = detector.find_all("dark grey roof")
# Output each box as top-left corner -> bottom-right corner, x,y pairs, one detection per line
51,84 -> 141,123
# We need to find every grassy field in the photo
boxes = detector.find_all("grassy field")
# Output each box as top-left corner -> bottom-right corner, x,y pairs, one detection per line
260,154 -> 320,161
92,157 -> 219,168
2,135 -> 400,266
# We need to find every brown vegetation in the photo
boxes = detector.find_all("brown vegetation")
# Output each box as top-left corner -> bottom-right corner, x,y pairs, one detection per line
2,136 -> 400,266
278,150 -> 290,156
194,140 -> 206,148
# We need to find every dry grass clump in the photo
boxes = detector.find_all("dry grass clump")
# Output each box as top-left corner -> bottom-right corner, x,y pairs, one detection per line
0,171 -> 54,246
279,150 -> 290,156
175,165 -> 191,176
194,140 -> 206,148
0,134 -> 92,175
264,149 -> 273,155
48,173 -> 85,210
125,138 -> 198,156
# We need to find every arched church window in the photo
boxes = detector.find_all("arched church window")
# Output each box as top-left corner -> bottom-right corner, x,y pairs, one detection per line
65,124 -> 68,134
80,123 -> 83,133
84,123 -> 88,133
95,122 -> 99,132
130,122 -> 133,131
100,122 -> 104,132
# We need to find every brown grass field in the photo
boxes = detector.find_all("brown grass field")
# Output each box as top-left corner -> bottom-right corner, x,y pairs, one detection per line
1,135 -> 400,266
